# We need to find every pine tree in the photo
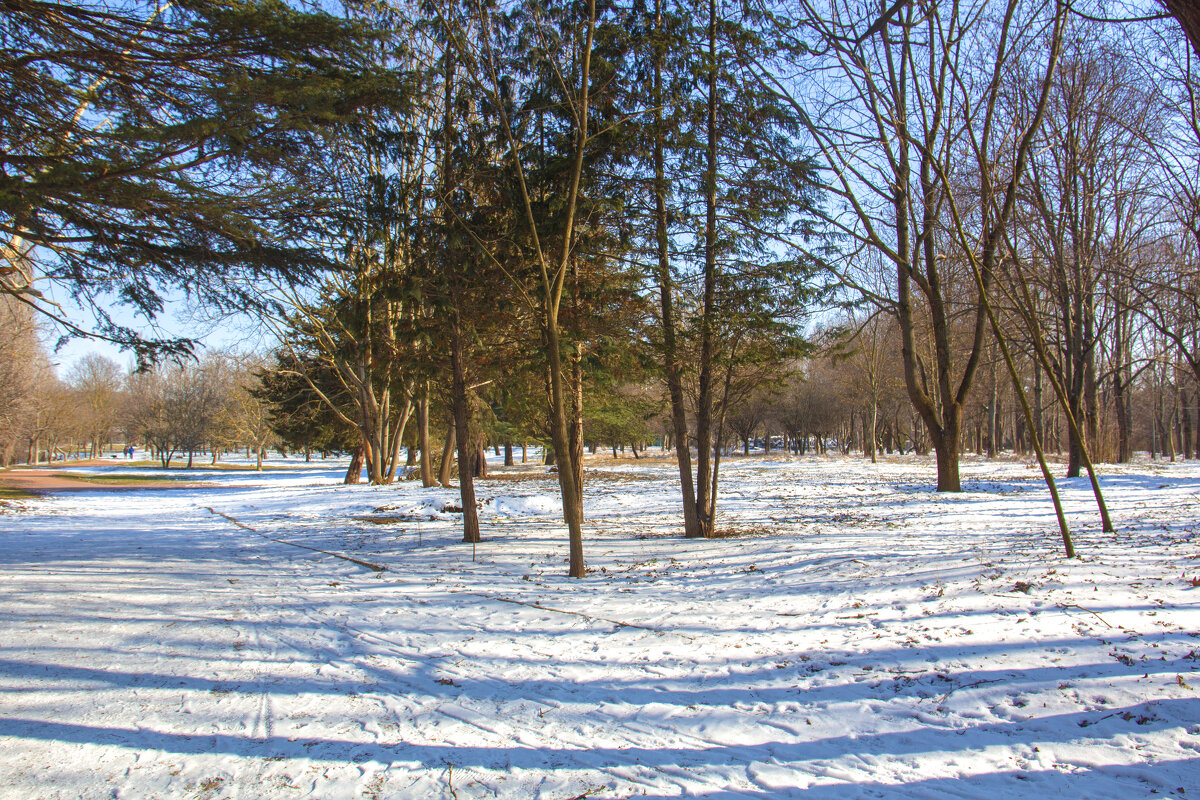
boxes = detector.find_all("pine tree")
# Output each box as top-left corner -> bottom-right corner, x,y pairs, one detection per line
0,0 -> 404,361
638,0 -> 824,537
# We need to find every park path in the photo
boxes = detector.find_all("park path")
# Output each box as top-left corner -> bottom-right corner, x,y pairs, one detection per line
0,461 -> 185,493
0,468 -> 107,492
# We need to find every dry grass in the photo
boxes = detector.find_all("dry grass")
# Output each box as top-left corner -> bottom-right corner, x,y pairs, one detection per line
479,470 -> 556,484
710,524 -> 774,539
54,472 -> 192,486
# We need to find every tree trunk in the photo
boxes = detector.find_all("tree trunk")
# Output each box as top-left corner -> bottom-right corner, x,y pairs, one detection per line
691,0 -> 720,539
649,2 -> 700,539
569,342 -> 585,504
869,400 -> 878,464
1182,388 -> 1193,460
545,323 -> 584,575
418,385 -> 436,487
987,363 -> 999,458
450,322 -> 480,544
934,434 -> 960,492
474,434 -> 489,478
344,446 -> 363,484
1194,397 -> 1200,459
384,395 -> 413,484
438,422 -> 455,488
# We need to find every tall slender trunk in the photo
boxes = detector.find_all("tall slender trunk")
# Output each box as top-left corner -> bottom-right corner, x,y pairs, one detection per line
869,399 -> 878,463
569,343 -> 584,502
1185,390 -> 1195,460
1115,365 -> 1131,463
1194,394 -> 1199,458
418,384 -> 435,487
1168,382 -> 1179,462
707,363 -> 736,528
986,359 -> 998,458
450,322 -> 480,543
972,265 -> 1075,557
544,319 -> 585,573
438,422 -> 455,488
652,0 -> 700,539
441,23 -> 478,543
484,0 -> 594,576
692,0 -> 720,537
384,395 -> 413,483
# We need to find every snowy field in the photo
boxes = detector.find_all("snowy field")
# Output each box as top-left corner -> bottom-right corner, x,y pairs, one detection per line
1,453 -> 1198,799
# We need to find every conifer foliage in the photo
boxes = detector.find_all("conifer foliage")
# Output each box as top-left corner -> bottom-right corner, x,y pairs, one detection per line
0,0 -> 404,361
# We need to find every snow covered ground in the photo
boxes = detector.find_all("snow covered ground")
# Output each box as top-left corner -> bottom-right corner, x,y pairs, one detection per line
1,454 -> 1197,798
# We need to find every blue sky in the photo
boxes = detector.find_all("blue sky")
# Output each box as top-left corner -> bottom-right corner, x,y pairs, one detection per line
44,284 -> 275,377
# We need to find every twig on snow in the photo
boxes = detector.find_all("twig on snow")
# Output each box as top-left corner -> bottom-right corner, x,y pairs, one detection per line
562,788 -> 604,800
1057,603 -> 1115,628
202,506 -> 386,573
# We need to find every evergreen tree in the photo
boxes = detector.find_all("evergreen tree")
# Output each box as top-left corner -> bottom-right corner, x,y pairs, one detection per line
0,0 -> 404,361
637,0 -> 824,537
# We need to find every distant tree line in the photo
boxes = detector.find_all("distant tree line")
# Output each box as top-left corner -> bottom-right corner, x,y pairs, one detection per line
0,335 -> 291,470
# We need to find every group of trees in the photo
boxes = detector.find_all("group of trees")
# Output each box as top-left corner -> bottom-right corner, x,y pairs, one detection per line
245,0 -> 825,573
5,0 -> 1200,574
714,310 -> 1200,466
0,339 -> 284,470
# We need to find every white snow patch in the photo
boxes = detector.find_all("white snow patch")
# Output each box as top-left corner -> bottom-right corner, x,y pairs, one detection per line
1,453 -> 1198,799
492,494 -> 563,516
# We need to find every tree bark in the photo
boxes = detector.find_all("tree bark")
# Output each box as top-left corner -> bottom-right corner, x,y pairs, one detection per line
692,0 -> 720,537
450,321 -> 480,543
344,445 -> 363,484
652,0 -> 700,539
438,422 -> 455,488
418,383 -> 436,487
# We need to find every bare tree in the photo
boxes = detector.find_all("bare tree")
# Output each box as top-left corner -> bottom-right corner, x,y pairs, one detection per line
67,353 -> 125,458
127,359 -> 226,470
0,296 -> 44,465
223,355 -> 280,471
758,0 -> 1065,491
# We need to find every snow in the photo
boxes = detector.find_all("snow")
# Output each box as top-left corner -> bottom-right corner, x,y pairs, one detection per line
491,493 -> 562,516
1,454 -> 1197,798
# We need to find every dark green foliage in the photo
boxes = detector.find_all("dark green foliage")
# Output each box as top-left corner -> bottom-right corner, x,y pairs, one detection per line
0,0 -> 405,361
253,351 -> 358,457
